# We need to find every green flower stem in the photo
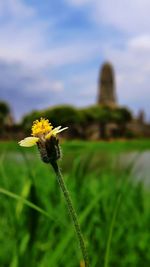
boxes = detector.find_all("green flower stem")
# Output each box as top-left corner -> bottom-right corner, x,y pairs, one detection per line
51,160 -> 89,267
104,193 -> 122,267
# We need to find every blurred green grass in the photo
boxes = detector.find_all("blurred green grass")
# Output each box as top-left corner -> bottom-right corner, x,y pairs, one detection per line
0,140 -> 150,267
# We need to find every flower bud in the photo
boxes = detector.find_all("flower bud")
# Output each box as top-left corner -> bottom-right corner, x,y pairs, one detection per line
37,136 -> 61,164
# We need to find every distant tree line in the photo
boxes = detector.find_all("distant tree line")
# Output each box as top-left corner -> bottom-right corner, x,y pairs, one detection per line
21,105 -> 132,139
0,101 -> 11,129
0,100 -> 133,139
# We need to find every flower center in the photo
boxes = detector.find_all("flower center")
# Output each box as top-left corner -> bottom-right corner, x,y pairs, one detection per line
31,118 -> 53,136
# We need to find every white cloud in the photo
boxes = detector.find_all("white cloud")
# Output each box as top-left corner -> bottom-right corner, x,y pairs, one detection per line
42,42 -> 100,67
0,3 -> 101,69
128,35 -> 150,51
0,0 -> 35,18
0,0 -> 103,119
25,78 -> 64,94
94,0 -> 150,33
66,0 -> 150,34
0,23 -> 101,68
50,81 -> 64,92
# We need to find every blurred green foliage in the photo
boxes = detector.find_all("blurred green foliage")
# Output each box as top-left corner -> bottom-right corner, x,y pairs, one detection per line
0,101 -> 10,127
0,101 -> 10,116
0,141 -> 150,267
21,105 -> 132,138
22,105 -> 84,134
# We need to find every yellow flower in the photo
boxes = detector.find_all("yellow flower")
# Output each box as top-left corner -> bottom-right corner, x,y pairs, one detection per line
31,118 -> 53,136
19,118 -> 68,147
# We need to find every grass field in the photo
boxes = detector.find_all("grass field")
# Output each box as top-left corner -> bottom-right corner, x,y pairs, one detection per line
0,139 -> 150,267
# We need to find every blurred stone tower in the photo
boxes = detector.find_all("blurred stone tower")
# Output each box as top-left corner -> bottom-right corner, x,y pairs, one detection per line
137,110 -> 145,124
98,62 -> 117,107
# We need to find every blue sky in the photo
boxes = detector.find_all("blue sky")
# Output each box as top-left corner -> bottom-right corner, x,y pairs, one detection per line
0,0 -> 150,121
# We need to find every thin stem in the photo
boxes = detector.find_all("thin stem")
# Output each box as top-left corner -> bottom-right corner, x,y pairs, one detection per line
104,193 -> 122,267
51,160 -> 89,267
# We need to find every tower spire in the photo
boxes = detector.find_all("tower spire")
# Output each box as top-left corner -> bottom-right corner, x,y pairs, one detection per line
98,62 -> 117,107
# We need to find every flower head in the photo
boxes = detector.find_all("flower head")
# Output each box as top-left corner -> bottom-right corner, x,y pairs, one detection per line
31,118 -> 53,136
19,118 -> 68,163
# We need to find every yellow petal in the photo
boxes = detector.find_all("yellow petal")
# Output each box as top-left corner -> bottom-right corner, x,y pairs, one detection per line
56,127 -> 68,134
18,137 -> 39,147
45,131 -> 53,140
45,126 -> 68,139
51,126 -> 63,136
45,126 -> 60,139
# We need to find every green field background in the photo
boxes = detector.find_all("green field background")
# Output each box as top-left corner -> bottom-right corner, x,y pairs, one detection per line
0,140 -> 150,267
